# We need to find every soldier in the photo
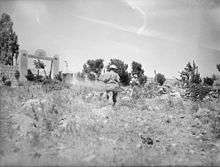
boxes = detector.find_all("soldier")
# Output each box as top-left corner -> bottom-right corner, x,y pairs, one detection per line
130,74 -> 140,98
213,75 -> 220,99
98,65 -> 120,106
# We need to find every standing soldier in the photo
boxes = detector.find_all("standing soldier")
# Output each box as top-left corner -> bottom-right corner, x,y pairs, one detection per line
98,65 -> 121,106
213,75 -> 220,99
130,74 -> 140,98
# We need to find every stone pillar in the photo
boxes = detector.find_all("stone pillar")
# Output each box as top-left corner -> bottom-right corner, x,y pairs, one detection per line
18,50 -> 28,82
52,54 -> 59,79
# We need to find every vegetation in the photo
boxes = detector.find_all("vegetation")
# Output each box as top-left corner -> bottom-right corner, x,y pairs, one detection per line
155,73 -> 166,86
0,13 -> 19,65
203,77 -> 214,86
26,69 -> 35,81
54,71 -> 63,82
217,64 -> 220,72
131,61 -> 147,86
82,59 -> 104,81
107,59 -> 130,86
34,59 -> 46,77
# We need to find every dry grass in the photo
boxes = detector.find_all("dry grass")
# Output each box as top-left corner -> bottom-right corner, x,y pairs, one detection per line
0,81 -> 219,166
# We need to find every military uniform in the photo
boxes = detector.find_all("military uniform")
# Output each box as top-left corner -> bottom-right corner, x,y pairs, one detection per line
99,70 -> 120,105
213,75 -> 220,98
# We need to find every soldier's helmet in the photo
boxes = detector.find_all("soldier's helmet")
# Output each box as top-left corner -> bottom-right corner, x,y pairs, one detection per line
109,65 -> 117,70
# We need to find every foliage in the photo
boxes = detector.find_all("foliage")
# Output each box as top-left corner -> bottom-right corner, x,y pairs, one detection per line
131,61 -> 147,86
0,13 -> 19,65
155,73 -> 166,86
179,61 -> 201,87
203,77 -> 214,86
82,59 -> 104,80
138,75 -> 147,85
42,78 -> 68,92
185,83 -> 212,102
217,64 -> 220,72
33,59 -> 46,77
54,71 -> 63,82
26,69 -> 35,81
14,70 -> 20,80
107,59 -> 130,86
131,61 -> 144,77
0,72 -> 11,86
76,71 -> 85,81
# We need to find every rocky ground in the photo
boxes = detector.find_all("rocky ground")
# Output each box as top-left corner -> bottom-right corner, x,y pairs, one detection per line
0,84 -> 219,166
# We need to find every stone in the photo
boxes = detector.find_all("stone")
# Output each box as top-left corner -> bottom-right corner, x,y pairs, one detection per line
52,54 -> 59,78
18,50 -> 28,82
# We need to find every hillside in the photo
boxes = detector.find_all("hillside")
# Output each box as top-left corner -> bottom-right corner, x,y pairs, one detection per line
0,83 -> 220,166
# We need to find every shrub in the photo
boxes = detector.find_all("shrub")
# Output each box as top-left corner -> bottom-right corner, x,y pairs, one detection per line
191,73 -> 202,84
26,69 -> 35,81
4,80 -> 11,86
203,77 -> 214,86
217,64 -> 220,72
76,72 -> 85,81
55,71 -> 63,82
138,75 -> 147,86
1,74 -> 11,86
185,83 -> 212,102
155,73 -> 166,86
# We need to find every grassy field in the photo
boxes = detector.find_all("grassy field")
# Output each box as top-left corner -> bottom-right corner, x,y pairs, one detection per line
0,81 -> 220,166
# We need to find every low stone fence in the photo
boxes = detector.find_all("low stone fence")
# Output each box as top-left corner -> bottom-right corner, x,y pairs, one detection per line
0,63 -> 18,86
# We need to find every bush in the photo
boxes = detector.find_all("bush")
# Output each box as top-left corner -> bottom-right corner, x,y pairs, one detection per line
191,73 -> 202,84
4,80 -> 11,86
155,73 -> 166,86
42,78 -> 69,92
120,71 -> 131,86
55,71 -> 63,82
185,83 -> 212,102
203,77 -> 214,86
138,75 -> 147,86
26,69 -> 35,81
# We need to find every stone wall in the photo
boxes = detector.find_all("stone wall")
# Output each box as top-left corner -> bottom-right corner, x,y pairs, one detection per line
0,63 -> 18,86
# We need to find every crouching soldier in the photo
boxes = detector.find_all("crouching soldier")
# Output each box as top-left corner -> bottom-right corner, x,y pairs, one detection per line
98,65 -> 120,106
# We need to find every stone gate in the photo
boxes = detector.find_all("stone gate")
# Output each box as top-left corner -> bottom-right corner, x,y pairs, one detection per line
18,50 -> 59,81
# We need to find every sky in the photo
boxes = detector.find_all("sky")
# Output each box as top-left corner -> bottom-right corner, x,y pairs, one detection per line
0,0 -> 220,78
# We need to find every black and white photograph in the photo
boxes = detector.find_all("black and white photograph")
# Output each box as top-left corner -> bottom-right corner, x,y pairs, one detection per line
0,0 -> 220,166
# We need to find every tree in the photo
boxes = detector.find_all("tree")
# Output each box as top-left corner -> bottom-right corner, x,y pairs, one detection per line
107,59 -> 130,86
0,13 -> 19,65
82,59 -> 104,80
139,75 -> 147,85
203,77 -> 214,86
131,61 -> 144,77
179,61 -> 201,87
217,64 -> 220,72
34,59 -> 47,77
155,73 -> 166,86
131,61 -> 147,85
